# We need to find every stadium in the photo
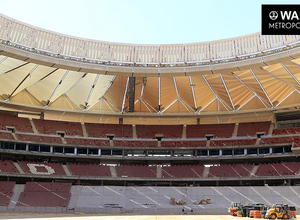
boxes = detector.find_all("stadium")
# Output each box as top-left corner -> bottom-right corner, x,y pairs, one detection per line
0,7 -> 300,219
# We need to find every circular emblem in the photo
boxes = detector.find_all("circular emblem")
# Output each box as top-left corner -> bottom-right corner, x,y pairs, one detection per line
269,11 -> 278,20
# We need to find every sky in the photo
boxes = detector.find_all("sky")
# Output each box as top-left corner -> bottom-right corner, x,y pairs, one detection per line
0,0 -> 299,44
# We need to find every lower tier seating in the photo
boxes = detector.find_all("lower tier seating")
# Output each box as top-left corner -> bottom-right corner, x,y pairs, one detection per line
162,165 -> 204,178
115,165 -> 156,178
18,161 -> 66,176
0,181 -> 15,206
255,162 -> 300,176
208,164 -> 253,178
0,160 -> 19,174
67,163 -> 111,177
17,182 -> 71,207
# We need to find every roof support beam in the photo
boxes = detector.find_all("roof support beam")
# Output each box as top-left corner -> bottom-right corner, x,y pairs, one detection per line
250,69 -> 273,107
199,97 -> 217,112
121,77 -> 129,113
281,62 -> 300,87
203,75 -> 232,111
87,76 -> 116,111
10,64 -> 39,98
85,74 -> 99,109
64,73 -> 87,94
233,72 -> 271,108
158,75 -> 161,111
189,76 -> 197,111
202,75 -> 218,98
0,56 -> 7,64
0,62 -> 29,76
173,77 -> 179,98
48,70 -> 69,105
263,65 -> 296,89
102,97 -> 121,112
220,73 -> 235,110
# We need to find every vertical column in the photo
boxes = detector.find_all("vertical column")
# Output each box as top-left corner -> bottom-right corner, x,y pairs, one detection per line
128,77 -> 136,112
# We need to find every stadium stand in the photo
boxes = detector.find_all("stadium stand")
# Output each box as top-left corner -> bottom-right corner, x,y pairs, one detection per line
18,161 -> 67,176
115,165 -> 156,178
208,164 -> 254,178
16,182 -> 71,207
85,123 -> 133,138
161,140 -> 207,148
0,181 -> 15,206
136,125 -> 183,138
0,131 -> 15,140
65,137 -> 110,146
260,135 -> 300,146
0,113 -> 33,133
32,119 -> 83,136
0,160 -> 19,174
161,165 -> 204,178
255,162 -> 300,176
210,138 -> 256,147
272,127 -> 300,135
16,133 -> 62,144
67,163 -> 111,177
113,139 -> 158,147
186,124 -> 235,138
237,121 -> 271,137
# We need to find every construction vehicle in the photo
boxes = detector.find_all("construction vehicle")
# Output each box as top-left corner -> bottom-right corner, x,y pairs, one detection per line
265,204 -> 294,219
228,202 -> 264,217
228,202 -> 242,216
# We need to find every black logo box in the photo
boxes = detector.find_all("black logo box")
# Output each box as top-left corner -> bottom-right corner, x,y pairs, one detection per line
262,4 -> 300,35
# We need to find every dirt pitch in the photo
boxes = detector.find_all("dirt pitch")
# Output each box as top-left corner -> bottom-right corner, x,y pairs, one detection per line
0,212 -> 282,220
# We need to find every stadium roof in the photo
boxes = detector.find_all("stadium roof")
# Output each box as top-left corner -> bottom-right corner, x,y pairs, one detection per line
0,13 -> 300,124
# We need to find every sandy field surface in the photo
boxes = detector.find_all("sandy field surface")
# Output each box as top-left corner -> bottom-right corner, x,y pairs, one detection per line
0,212 -> 297,220
0,212 -> 257,220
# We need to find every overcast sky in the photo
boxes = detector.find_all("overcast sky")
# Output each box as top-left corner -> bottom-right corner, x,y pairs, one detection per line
0,0 -> 299,44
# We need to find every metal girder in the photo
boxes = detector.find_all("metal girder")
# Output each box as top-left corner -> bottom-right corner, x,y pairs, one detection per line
189,76 -> 198,111
250,69 -> 273,107
10,64 -> 39,98
220,73 -> 235,110
48,70 -> 69,105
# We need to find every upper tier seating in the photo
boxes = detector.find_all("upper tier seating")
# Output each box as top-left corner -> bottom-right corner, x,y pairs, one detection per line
113,139 -> 158,147
115,165 -> 156,178
65,137 -> 110,146
33,119 -> 83,136
17,182 -> 71,207
67,163 -> 111,177
16,133 -> 62,144
259,136 -> 300,146
208,164 -> 253,178
273,127 -> 300,135
136,125 -> 183,138
0,181 -> 15,206
237,121 -> 270,137
210,138 -> 256,147
0,131 -> 15,140
162,165 -> 204,178
85,123 -> 132,138
161,140 -> 207,148
18,161 -> 66,176
186,124 -> 235,138
0,160 -> 19,173
0,113 -> 33,133
255,162 -> 300,176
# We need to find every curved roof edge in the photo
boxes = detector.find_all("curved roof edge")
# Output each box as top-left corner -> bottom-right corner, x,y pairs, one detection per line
0,98 -> 298,124
1,14 -> 300,76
